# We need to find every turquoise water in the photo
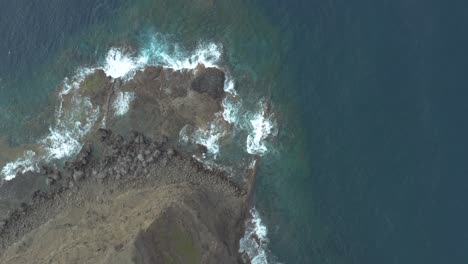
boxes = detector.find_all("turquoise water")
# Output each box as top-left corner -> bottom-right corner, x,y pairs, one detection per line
1,0 -> 468,263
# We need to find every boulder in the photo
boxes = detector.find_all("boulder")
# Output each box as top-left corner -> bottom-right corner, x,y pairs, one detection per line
73,170 -> 85,181
45,178 -> 55,186
167,148 -> 175,158
50,171 -> 61,181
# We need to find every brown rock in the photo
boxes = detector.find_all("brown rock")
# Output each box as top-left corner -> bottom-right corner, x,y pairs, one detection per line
73,170 -> 84,181
45,178 -> 55,186
191,66 -> 226,99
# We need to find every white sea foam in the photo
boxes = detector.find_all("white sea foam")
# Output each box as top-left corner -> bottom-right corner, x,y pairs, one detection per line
103,48 -> 142,79
42,95 -> 100,161
60,67 -> 96,97
192,127 -> 224,156
224,76 -> 237,95
179,116 -> 226,157
239,207 -> 272,264
0,150 -> 39,181
246,100 -> 277,155
140,34 -> 222,70
221,75 -> 242,124
222,96 -> 241,124
113,91 -> 136,116
101,35 -> 222,79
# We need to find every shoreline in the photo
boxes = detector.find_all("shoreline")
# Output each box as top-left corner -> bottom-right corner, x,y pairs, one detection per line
0,62 -> 264,263
0,130 -> 257,263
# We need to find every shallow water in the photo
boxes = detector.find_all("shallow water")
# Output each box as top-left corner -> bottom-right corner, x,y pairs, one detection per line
1,0 -> 468,263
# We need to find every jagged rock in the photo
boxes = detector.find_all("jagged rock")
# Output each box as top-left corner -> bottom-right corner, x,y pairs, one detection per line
40,165 -> 52,175
73,170 -> 85,181
167,148 -> 175,158
82,143 -> 92,154
197,144 -> 208,154
45,178 -> 55,186
137,154 -> 145,162
50,171 -> 61,181
99,128 -> 112,143
152,150 -> 161,159
191,66 -> 226,99
67,180 -> 75,189
96,172 -> 107,180
110,147 -> 120,156
149,142 -> 158,150
155,135 -> 168,147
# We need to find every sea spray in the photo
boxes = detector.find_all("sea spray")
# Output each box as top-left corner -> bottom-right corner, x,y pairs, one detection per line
113,91 -> 136,116
41,95 -> 100,161
139,34 -> 222,70
246,99 -> 277,156
0,150 -> 39,181
179,114 -> 227,157
103,48 -> 141,79
240,207 -> 274,264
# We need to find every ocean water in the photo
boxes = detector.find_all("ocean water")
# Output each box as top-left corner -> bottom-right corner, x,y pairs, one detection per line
1,0 -> 468,263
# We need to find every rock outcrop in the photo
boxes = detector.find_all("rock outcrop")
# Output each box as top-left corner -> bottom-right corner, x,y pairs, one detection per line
0,131 -> 250,264
0,64 -> 254,264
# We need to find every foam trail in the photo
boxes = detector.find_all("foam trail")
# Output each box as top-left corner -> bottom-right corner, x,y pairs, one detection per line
139,34 -> 222,70
42,95 -> 100,161
0,151 -> 39,181
192,127 -> 224,156
222,96 -> 241,124
246,100 -> 277,155
239,207 -> 273,264
224,76 -> 237,95
179,115 -> 226,157
113,91 -> 136,116
221,76 -> 241,124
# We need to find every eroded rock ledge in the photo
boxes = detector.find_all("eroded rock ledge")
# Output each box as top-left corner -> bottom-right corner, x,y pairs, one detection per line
0,130 -> 253,263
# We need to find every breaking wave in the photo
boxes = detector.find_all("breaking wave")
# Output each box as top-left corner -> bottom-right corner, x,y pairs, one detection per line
246,100 -> 277,155
113,91 -> 136,116
0,31 -> 277,264
240,207 -> 276,264
0,34 -> 225,181
0,150 -> 39,181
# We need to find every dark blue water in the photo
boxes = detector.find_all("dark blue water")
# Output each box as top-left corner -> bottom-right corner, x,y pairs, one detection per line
1,0 -> 468,263
254,0 -> 468,263
0,0 -> 123,143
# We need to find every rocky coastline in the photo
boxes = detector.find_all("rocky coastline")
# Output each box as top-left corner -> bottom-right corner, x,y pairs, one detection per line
0,64 -> 259,263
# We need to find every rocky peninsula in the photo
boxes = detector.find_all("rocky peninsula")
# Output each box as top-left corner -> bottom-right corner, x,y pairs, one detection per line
0,64 -> 258,263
